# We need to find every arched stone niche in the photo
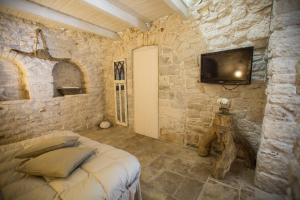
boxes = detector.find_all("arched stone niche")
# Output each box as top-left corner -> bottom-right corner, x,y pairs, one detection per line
52,61 -> 86,97
0,58 -> 29,101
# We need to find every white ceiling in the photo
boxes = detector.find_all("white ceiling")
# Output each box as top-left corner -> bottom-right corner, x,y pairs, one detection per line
0,0 -> 189,38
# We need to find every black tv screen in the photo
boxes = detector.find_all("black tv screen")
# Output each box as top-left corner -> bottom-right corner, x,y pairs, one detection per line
201,47 -> 253,85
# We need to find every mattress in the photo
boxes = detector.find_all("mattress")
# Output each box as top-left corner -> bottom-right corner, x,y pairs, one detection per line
0,130 -> 141,200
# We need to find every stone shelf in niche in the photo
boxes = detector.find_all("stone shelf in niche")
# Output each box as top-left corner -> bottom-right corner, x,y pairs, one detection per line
52,93 -> 88,99
57,87 -> 83,96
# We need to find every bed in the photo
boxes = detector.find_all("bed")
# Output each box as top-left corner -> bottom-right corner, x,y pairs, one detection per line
0,130 -> 141,200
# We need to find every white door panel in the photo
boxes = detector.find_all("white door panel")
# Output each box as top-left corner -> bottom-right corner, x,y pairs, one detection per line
133,46 -> 159,139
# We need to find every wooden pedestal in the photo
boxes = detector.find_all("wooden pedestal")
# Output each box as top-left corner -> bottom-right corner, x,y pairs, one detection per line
198,113 -> 237,179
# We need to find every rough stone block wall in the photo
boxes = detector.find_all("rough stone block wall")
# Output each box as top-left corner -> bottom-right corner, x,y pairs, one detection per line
255,0 -> 300,194
0,13 -> 112,144
105,0 -> 272,154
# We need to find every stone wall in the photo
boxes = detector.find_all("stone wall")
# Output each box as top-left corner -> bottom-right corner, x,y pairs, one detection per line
255,0 -> 300,194
0,13 -> 112,144
105,0 -> 272,154
287,136 -> 300,199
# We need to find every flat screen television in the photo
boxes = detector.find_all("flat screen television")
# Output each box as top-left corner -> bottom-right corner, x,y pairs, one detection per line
200,47 -> 253,85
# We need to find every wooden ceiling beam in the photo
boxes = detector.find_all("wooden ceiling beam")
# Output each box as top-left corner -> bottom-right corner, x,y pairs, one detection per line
0,0 -> 118,38
83,0 -> 147,31
163,0 -> 189,17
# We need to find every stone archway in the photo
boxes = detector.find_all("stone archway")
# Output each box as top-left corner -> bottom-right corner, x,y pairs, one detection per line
0,58 -> 29,101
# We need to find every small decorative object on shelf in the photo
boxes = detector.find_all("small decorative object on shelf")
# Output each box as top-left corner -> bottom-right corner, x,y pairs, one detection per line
217,97 -> 231,114
99,121 -> 111,129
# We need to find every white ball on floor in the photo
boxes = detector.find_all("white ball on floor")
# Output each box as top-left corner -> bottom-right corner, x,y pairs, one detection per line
99,121 -> 111,129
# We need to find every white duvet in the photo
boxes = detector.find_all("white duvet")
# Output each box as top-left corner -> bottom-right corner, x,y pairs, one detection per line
0,130 -> 142,200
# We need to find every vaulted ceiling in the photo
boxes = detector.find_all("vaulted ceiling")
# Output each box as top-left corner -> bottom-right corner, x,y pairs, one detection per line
0,0 -> 190,38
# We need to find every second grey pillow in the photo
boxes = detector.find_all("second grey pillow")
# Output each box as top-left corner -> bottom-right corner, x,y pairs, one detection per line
15,136 -> 79,159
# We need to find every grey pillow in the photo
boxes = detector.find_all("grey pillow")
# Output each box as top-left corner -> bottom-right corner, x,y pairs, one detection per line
17,147 -> 95,178
15,136 -> 79,158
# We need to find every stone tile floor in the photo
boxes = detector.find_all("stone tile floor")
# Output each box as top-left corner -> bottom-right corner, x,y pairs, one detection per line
79,127 -> 283,200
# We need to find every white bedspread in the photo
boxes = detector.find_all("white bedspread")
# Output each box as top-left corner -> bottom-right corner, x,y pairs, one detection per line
0,130 -> 142,200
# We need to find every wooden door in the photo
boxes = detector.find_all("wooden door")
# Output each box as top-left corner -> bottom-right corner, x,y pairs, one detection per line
133,46 -> 159,139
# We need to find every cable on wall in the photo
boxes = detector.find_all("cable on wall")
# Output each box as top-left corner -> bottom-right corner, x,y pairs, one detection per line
222,84 -> 240,91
